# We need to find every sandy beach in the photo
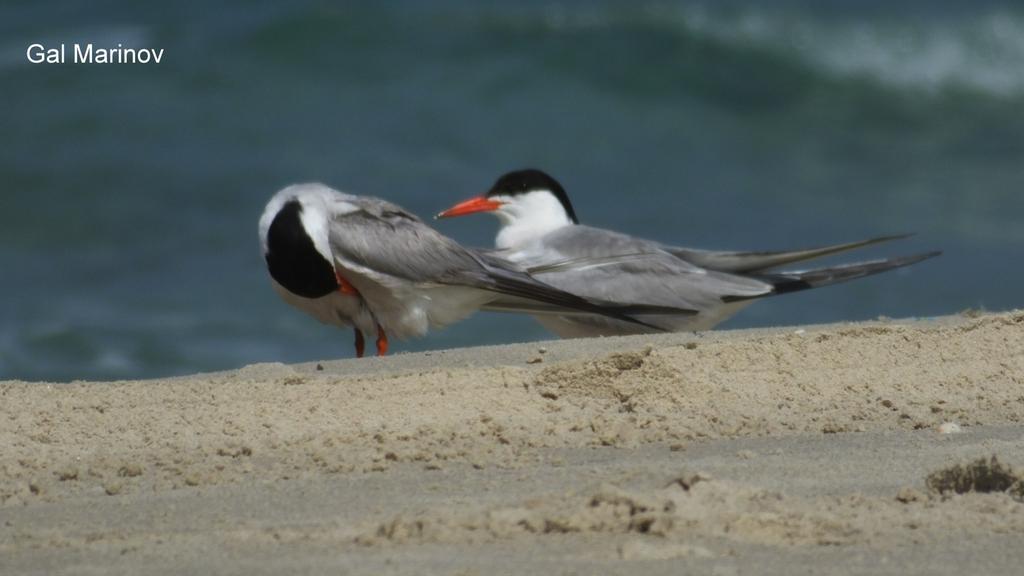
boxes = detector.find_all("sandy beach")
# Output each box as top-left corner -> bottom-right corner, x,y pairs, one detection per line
2,310 -> 1023,575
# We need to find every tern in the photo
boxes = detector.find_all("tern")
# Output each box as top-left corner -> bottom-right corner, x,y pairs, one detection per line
259,182 -> 693,356
436,169 -> 940,337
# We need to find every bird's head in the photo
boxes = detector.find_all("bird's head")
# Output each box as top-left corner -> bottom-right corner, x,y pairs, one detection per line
436,169 -> 578,249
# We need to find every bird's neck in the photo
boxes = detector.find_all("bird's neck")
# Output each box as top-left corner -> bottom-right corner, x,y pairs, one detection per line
491,211 -> 573,247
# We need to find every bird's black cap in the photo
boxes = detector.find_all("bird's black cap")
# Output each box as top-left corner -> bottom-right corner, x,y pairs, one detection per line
486,169 -> 579,224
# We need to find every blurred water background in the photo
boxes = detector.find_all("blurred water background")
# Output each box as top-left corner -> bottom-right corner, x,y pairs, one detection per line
2,0 -> 1022,381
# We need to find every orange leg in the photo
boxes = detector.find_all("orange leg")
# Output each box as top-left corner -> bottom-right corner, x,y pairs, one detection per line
335,270 -> 358,295
353,328 -> 365,358
375,324 -> 388,356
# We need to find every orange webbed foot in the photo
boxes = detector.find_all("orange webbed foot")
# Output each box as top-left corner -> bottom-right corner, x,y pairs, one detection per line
375,324 -> 388,356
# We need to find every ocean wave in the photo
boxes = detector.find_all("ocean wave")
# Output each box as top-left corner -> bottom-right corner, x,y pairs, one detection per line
642,5 -> 1024,97
674,5 -> 1024,96
532,3 -> 1024,97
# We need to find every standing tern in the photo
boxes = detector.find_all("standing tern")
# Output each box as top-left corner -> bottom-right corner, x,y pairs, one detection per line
436,169 -> 940,337
259,182 -> 692,356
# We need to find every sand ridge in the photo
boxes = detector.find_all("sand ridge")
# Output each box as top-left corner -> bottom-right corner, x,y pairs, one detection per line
1,312 -> 1022,505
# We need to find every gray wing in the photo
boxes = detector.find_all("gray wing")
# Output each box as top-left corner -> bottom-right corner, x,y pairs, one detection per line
324,194 -> 482,285
499,226 -> 774,313
663,234 -> 914,273
324,197 -> 686,326
507,226 -> 937,309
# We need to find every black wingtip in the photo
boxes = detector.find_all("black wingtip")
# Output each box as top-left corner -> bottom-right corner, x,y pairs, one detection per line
722,249 -> 941,303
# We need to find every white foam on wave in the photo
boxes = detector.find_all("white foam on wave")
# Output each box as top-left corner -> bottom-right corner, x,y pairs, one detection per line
657,5 -> 1024,97
535,3 -> 1024,97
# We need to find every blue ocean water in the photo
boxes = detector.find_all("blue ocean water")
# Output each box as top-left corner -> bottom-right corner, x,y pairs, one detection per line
2,1 -> 1022,381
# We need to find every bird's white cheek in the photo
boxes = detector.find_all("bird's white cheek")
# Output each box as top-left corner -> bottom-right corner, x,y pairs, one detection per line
491,194 -> 574,250
493,209 -> 517,227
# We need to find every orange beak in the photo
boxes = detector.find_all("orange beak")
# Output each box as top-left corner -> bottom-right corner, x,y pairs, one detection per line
435,196 -> 503,219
